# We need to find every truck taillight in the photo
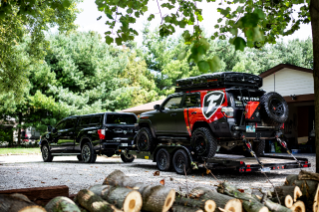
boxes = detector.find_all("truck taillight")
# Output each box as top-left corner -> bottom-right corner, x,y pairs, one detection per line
221,107 -> 234,118
97,129 -> 105,139
280,123 -> 284,129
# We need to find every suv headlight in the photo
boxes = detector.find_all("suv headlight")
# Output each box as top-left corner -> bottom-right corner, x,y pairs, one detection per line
221,107 -> 234,118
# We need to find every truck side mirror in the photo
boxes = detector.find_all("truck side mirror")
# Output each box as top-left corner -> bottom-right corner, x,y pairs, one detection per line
154,104 -> 161,111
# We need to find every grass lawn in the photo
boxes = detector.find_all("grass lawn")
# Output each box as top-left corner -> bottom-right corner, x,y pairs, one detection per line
0,147 -> 40,154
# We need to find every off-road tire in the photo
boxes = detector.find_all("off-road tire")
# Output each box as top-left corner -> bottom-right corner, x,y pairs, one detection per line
136,127 -> 154,151
81,142 -> 96,163
243,140 -> 265,157
77,155 -> 82,161
172,149 -> 192,175
121,153 -> 135,163
156,148 -> 171,171
260,92 -> 289,127
91,154 -> 97,163
42,143 -> 54,162
191,127 -> 217,158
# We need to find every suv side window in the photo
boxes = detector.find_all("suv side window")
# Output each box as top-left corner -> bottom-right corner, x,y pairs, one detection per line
163,96 -> 183,110
90,115 -> 102,125
80,117 -> 91,127
65,119 -> 76,129
55,120 -> 66,130
183,94 -> 201,108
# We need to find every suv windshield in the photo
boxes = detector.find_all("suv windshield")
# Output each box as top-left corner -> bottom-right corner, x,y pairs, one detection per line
106,114 -> 137,125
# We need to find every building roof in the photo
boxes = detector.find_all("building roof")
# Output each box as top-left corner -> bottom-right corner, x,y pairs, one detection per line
259,64 -> 313,78
122,99 -> 165,114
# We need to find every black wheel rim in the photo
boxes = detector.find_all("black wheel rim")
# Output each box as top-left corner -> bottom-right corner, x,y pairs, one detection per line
193,133 -> 207,155
175,152 -> 186,173
158,151 -> 168,169
42,146 -> 49,160
82,145 -> 91,162
138,133 -> 148,150
269,99 -> 284,116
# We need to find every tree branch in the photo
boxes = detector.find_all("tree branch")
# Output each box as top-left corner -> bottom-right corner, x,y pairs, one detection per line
156,0 -> 163,24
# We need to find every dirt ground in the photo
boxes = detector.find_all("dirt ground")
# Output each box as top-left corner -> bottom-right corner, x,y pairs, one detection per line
0,153 -> 315,195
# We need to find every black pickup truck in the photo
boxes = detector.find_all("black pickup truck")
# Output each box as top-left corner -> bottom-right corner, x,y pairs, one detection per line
39,112 -> 138,163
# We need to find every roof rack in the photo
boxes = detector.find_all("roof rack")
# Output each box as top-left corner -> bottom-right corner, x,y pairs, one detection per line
175,72 -> 262,92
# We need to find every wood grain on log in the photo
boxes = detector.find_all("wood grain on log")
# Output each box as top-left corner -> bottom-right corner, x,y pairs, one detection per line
298,170 -> 319,182
175,196 -> 216,212
290,201 -> 305,212
17,205 -> 46,212
313,184 -> 319,212
171,205 -> 203,212
0,185 -> 69,206
77,189 -> 121,212
45,196 -> 80,212
0,194 -> 36,212
273,186 -> 302,202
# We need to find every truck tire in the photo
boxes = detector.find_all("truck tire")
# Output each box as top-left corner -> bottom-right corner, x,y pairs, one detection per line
156,148 -> 171,171
121,153 -> 135,163
136,127 -> 154,151
172,149 -> 192,175
42,144 -> 54,162
81,142 -> 96,163
191,127 -> 217,158
260,92 -> 288,127
243,140 -> 265,157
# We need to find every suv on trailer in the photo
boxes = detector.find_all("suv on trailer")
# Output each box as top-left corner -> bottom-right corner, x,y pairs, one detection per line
136,72 -> 289,160
40,112 -> 138,163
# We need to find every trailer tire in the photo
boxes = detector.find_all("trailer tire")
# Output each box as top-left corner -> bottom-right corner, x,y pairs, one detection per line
260,92 -> 288,127
191,127 -> 217,158
243,140 -> 265,157
172,149 -> 192,175
121,153 -> 135,163
156,148 -> 171,171
136,127 -> 154,151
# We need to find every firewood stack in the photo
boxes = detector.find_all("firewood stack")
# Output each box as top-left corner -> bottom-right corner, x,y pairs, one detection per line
0,169 -> 318,212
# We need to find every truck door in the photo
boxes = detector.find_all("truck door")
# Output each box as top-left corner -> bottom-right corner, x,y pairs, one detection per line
179,93 -> 201,135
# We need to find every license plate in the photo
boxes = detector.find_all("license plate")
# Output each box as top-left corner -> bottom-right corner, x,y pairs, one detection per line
246,125 -> 256,133
121,143 -> 128,147
260,167 -> 271,172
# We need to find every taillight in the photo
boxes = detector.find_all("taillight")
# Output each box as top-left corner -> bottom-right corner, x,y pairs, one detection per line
280,123 -> 285,129
97,129 -> 105,140
221,107 -> 234,118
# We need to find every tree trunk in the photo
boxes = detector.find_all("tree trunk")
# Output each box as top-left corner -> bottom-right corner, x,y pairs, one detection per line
171,205 -> 203,212
89,184 -> 142,212
310,0 -> 319,174
273,186 -> 302,202
76,189 -> 121,212
17,112 -> 22,146
174,196 -> 216,212
45,196 -> 81,212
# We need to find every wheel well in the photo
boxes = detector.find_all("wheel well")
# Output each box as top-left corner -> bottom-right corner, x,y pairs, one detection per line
192,122 -> 212,132
139,123 -> 149,128
80,138 -> 91,148
40,140 -> 48,149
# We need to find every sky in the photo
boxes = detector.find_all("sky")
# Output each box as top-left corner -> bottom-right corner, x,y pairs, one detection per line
74,0 -> 312,46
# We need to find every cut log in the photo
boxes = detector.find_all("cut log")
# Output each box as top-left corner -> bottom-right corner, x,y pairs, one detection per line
273,186 -> 302,202
189,187 -> 216,199
217,182 -> 267,212
0,185 -> 69,206
171,205 -> 203,212
281,195 -> 293,208
0,194 -> 36,212
174,196 -> 216,212
298,170 -> 319,182
45,196 -> 81,212
89,184 -> 142,212
285,174 -> 318,197
253,194 -> 292,212
103,170 -> 176,212
77,189 -> 121,212
18,206 -> 47,212
313,184 -> 319,212
290,201 -> 305,212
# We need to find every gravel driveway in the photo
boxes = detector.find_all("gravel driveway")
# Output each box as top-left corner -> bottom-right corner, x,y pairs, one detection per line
0,153 -> 315,195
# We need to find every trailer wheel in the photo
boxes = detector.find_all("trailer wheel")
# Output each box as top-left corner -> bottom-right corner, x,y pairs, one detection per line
156,148 -> 171,171
243,140 -> 265,157
136,127 -> 153,151
191,127 -> 217,158
172,149 -> 192,175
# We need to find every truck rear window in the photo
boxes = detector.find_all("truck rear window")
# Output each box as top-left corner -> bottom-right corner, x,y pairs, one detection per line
105,114 -> 137,125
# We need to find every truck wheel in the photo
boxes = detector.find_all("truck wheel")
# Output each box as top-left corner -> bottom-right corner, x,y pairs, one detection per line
191,127 -> 217,158
243,140 -> 265,157
42,144 -> 53,162
136,127 -> 153,151
77,155 -> 82,161
156,148 -> 171,171
81,142 -> 96,163
172,149 -> 192,175
121,153 -> 135,163
260,92 -> 288,127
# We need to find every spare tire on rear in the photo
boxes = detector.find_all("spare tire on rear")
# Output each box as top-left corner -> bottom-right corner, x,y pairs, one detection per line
260,92 -> 288,127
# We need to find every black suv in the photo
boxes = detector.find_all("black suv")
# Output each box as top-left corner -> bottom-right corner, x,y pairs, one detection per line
40,112 -> 138,163
136,72 -> 289,158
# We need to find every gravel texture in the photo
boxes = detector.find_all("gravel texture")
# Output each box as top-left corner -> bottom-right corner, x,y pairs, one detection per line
0,153 -> 315,195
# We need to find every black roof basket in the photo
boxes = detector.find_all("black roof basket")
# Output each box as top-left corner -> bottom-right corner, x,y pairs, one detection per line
175,72 -> 262,92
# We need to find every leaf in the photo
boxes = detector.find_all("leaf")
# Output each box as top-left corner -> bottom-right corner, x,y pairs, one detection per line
41,181 -> 45,184
153,171 -> 160,176
237,189 -> 245,193
147,14 -> 155,21
206,169 -> 211,174
198,60 -> 210,73
160,179 -> 165,185
106,14 -> 113,20
233,37 -> 246,51
97,16 -> 102,21
207,56 -> 222,72
178,51 -> 187,61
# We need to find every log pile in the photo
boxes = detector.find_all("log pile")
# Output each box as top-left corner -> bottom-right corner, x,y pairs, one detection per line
0,169 -> 318,212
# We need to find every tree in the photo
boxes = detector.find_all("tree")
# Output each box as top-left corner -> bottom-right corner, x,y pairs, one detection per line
96,0 -> 319,172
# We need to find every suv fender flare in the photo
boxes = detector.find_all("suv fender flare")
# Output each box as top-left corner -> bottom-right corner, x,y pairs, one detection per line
138,119 -> 156,138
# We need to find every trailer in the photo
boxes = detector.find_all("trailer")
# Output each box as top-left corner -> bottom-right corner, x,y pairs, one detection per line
131,143 -> 311,174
